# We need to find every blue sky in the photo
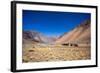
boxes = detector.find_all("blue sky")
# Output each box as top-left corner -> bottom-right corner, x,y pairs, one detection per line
23,10 -> 90,37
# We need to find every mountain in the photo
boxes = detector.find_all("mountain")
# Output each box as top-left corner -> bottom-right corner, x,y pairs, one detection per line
23,30 -> 56,44
55,20 -> 91,44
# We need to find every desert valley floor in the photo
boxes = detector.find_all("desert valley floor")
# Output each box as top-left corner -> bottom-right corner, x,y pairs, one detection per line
22,43 -> 91,62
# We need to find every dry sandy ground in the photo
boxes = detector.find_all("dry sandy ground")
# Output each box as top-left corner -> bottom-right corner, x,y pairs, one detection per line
22,44 -> 91,63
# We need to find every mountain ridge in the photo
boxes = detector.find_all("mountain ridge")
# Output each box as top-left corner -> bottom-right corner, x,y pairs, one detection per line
55,19 -> 91,44
23,19 -> 91,45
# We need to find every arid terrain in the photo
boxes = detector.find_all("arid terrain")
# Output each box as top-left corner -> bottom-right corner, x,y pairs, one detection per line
22,43 -> 90,62
22,20 -> 91,63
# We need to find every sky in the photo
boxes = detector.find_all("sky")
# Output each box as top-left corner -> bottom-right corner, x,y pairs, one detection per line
23,10 -> 90,37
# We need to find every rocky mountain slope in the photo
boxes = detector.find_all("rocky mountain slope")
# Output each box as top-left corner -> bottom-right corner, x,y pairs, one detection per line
55,20 -> 91,44
23,30 -> 56,44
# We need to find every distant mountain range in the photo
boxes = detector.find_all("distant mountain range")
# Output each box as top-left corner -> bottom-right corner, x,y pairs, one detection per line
23,30 -> 56,44
23,19 -> 91,44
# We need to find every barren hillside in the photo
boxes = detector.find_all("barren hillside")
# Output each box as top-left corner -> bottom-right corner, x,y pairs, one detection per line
55,20 -> 91,44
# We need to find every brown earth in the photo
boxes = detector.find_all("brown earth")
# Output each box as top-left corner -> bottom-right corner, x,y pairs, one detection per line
22,44 -> 91,62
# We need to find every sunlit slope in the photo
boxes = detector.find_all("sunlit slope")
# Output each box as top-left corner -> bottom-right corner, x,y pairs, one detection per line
55,20 -> 90,44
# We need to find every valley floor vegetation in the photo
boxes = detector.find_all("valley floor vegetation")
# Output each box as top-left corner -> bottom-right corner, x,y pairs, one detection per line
22,43 -> 91,62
